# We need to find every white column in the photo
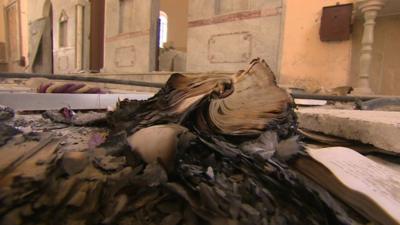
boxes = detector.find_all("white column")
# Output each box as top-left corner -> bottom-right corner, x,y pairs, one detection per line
353,0 -> 385,95
75,3 -> 84,71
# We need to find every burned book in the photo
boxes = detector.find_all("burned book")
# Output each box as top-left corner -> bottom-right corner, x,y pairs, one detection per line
296,147 -> 400,225
0,59 -> 371,225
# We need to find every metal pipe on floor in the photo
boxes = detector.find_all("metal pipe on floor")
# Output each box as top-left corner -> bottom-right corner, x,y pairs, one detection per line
0,72 -> 165,88
1,72 -> 399,102
291,93 -> 379,102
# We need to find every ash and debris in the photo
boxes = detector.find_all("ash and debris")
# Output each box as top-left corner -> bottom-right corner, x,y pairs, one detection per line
0,59 -> 371,225
0,108 -> 367,225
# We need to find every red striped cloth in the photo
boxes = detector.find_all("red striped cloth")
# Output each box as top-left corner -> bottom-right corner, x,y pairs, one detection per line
37,83 -> 105,94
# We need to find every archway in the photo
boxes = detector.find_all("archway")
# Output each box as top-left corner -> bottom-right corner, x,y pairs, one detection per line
157,0 -> 188,72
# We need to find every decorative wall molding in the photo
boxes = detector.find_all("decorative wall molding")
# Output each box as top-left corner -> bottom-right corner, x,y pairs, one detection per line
57,55 -> 69,71
106,30 -> 150,43
208,32 -> 252,63
188,7 -> 280,28
114,46 -> 136,67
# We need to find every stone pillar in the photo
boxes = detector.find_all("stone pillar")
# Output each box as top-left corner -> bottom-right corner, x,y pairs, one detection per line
75,2 -> 85,71
353,0 -> 385,95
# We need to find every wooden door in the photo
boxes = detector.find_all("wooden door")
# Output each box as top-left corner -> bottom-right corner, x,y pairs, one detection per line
90,0 -> 105,72
5,1 -> 21,63
31,6 -> 54,74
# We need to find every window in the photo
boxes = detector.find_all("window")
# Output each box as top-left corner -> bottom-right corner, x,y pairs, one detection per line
119,0 -> 134,33
159,11 -> 168,48
59,10 -> 68,47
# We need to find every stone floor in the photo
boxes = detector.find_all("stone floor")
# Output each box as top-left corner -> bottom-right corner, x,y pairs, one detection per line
297,107 -> 400,154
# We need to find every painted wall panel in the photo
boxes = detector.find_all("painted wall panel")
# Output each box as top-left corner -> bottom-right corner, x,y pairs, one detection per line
187,0 -> 282,73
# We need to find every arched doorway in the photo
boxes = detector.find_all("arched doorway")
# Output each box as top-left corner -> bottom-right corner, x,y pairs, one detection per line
157,0 -> 188,72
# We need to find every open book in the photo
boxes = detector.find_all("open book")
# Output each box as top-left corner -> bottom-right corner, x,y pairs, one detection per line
295,147 -> 400,225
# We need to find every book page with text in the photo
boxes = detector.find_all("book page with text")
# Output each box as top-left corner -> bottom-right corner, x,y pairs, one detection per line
307,147 -> 400,224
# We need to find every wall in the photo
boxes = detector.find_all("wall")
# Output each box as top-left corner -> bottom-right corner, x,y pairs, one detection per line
160,0 -> 188,52
104,0 -> 158,73
279,0 -> 353,91
351,14 -> 400,95
51,0 -> 77,73
186,0 -> 283,73
49,0 -> 91,74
